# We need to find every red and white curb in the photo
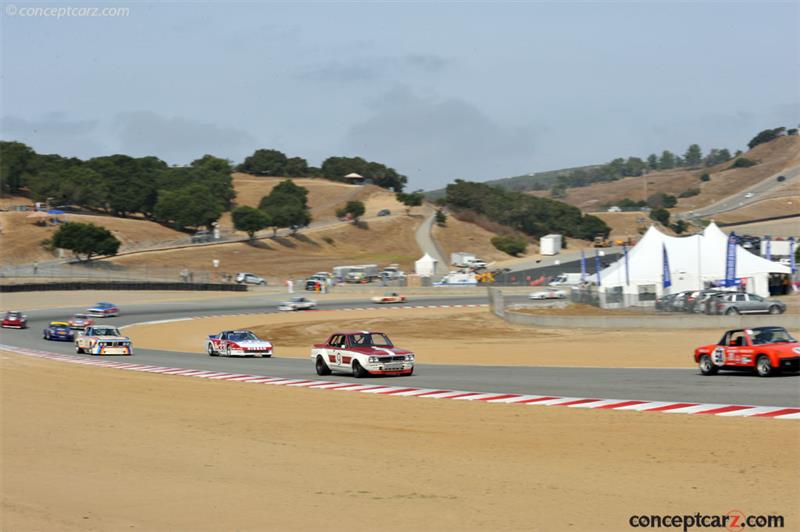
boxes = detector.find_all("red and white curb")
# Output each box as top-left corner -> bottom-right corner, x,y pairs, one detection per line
3,344 -> 798,420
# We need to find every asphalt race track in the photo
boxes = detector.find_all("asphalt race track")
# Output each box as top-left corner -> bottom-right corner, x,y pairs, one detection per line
2,293 -> 798,408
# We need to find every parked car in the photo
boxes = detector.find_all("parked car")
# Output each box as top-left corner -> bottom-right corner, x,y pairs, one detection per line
278,297 -> 317,311
235,272 -> 267,286
377,209 -> 391,217
777,175 -> 786,182
311,331 -> 414,377
712,292 -> 786,315
694,326 -> 799,377
2,310 -> 27,329
191,230 -> 212,243
206,330 -> 272,357
43,321 -> 75,341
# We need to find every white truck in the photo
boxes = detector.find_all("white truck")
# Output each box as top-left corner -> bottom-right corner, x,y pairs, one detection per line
344,264 -> 380,283
548,273 -> 584,286
450,252 -> 487,269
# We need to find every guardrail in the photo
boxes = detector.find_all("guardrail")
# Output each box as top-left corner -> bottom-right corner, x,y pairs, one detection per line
0,282 -> 248,293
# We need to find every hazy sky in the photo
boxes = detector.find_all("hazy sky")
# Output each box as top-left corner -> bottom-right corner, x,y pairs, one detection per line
2,1 -> 798,190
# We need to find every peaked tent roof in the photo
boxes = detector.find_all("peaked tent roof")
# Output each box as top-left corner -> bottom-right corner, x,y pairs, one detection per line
600,223 -> 789,286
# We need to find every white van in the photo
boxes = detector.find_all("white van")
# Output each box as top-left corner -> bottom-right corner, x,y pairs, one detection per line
548,273 -> 583,286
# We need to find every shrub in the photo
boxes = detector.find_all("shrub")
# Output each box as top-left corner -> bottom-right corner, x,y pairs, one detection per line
434,209 -> 447,226
699,173 -> 710,182
679,188 -> 700,198
649,208 -> 670,226
491,235 -> 528,256
731,157 -> 757,168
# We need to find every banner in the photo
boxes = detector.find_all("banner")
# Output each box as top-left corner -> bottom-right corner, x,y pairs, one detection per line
580,250 -> 587,282
724,232 -> 737,287
765,235 -> 771,260
594,250 -> 602,286
623,244 -> 630,286
662,243 -> 671,289
790,237 -> 796,274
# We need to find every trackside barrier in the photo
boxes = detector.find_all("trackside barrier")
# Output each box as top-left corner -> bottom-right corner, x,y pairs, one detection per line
489,288 -> 800,329
0,282 -> 248,293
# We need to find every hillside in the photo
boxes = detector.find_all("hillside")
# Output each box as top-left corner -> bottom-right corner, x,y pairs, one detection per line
432,215 -> 537,265
109,215 -> 423,280
529,136 -> 800,212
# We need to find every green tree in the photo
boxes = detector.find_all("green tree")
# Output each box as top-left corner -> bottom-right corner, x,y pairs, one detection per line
684,144 -> 703,167
649,207 -> 670,226
748,127 -> 785,149
232,206 -> 272,239
321,156 -> 407,192
671,220 -> 688,234
284,157 -> 310,177
0,141 -> 36,193
491,235 -> 528,256
395,191 -> 424,215
191,154 -> 233,174
647,192 -> 677,209
238,149 -> 288,175
435,209 -> 447,226
646,153 -> 659,170
154,184 -> 224,230
336,200 -> 366,223
731,157 -> 757,168
658,150 -> 676,170
550,183 -> 567,198
51,222 -> 121,261
258,179 -> 312,233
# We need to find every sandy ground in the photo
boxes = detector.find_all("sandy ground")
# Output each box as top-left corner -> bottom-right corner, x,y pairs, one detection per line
2,353 -> 797,531
125,307 -> 728,368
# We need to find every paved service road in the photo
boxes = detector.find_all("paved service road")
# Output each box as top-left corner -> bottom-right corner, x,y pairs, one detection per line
2,294 -> 798,408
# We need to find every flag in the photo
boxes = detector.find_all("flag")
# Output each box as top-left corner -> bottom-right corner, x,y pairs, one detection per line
594,250 -> 602,286
662,243 -> 671,289
725,232 -> 737,287
580,250 -> 587,282
623,244 -> 630,286
764,235 -> 771,260
790,237 -> 796,274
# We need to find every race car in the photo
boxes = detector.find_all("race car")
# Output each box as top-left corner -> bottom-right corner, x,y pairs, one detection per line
694,326 -> 800,377
311,331 -> 415,377
371,292 -> 407,304
67,313 -> 94,330
2,310 -> 27,329
74,325 -> 132,355
278,297 -> 317,311
43,321 -> 75,341
207,330 -> 273,357
87,302 -> 119,318
529,289 -> 567,300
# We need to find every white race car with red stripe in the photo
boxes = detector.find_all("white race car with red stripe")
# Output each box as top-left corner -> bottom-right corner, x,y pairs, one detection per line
207,330 -> 273,357
371,292 -> 407,304
311,331 -> 414,377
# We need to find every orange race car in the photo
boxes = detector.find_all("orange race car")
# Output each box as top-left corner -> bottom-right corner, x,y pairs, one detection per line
694,326 -> 800,377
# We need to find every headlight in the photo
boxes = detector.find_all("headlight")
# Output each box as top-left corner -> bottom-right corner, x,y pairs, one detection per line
368,357 -> 379,363
405,354 -> 415,361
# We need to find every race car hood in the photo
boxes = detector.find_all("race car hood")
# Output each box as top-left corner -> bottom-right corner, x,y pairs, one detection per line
348,346 -> 412,356
90,335 -> 130,342
775,343 -> 800,358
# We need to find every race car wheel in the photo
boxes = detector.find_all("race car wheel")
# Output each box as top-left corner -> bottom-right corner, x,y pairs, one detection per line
316,356 -> 331,376
226,345 -> 232,357
725,307 -> 740,315
756,355 -> 774,377
208,344 -> 218,357
698,355 -> 718,376
75,344 -> 83,354
768,305 -> 782,315
352,360 -> 367,378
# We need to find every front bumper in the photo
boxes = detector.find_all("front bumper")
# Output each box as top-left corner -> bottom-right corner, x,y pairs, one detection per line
230,349 -> 272,357
91,346 -> 132,355
367,362 -> 414,375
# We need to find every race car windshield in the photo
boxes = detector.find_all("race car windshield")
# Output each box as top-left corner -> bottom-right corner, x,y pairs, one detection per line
350,333 -> 393,347
751,328 -> 796,345
228,332 -> 257,342
94,328 -> 120,336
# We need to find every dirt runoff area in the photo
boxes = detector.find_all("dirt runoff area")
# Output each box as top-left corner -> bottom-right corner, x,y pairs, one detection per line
2,352 -> 796,531
125,307 -> 723,368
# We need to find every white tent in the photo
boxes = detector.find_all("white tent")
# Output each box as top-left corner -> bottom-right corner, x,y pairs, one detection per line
599,223 -> 790,299
414,253 -> 438,277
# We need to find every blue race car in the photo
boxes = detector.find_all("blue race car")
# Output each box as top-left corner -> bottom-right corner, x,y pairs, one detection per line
43,321 -> 75,341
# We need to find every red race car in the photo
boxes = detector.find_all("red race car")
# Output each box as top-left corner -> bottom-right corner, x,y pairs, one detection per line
68,313 -> 95,330
694,326 -> 800,377
2,310 -> 27,329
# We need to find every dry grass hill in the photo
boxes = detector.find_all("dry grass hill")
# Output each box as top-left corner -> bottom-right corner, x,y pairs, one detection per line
529,136 -> 800,213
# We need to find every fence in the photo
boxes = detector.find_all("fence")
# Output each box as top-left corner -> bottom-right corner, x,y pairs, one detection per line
0,281 -> 247,293
0,262 -> 220,284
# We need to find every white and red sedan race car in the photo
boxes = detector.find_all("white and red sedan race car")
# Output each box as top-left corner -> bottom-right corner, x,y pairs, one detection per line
86,302 -> 120,318
529,289 -> 567,300
75,325 -> 132,355
371,292 -> 407,304
207,330 -> 273,357
311,331 -> 415,377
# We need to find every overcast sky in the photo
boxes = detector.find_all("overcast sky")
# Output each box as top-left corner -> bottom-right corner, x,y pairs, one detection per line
2,1 -> 798,190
